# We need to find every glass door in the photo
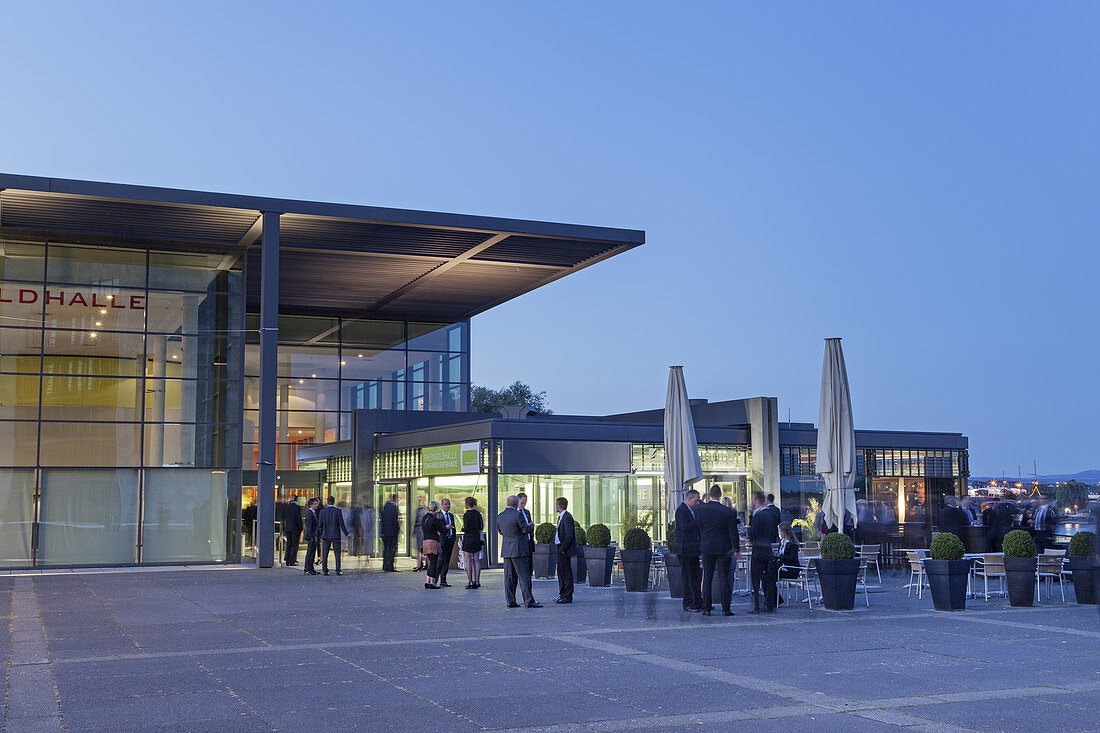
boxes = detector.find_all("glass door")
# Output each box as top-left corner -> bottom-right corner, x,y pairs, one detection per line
377,481 -> 410,557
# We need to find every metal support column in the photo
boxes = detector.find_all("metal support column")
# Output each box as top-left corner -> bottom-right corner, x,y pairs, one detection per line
257,212 -> 280,568
486,439 -> 499,568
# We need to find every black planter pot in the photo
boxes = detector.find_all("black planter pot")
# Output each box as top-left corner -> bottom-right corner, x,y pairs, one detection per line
665,553 -> 684,599
585,546 -> 615,587
1069,556 -> 1098,605
923,558 -> 973,611
571,546 -> 588,585
1003,556 -> 1037,607
532,544 -> 556,579
621,549 -> 652,592
815,558 -> 860,610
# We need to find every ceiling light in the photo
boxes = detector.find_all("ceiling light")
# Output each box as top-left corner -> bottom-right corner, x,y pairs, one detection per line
106,295 -> 113,300
99,309 -> 107,314
311,373 -> 316,378
88,332 -> 97,338
340,361 -> 346,366
94,321 -> 102,326
357,353 -> 363,358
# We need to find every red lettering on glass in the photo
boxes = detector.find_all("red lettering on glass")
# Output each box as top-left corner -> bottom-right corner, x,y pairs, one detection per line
129,295 -> 145,310
110,297 -> 125,310
68,293 -> 89,307
44,290 -> 64,305
19,289 -> 38,304
0,288 -> 11,304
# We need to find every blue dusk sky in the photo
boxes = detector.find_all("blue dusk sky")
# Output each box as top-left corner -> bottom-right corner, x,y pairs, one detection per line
1,2 -> 1096,476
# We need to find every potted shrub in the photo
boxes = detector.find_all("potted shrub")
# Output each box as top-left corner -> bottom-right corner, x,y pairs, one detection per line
1002,529 -> 1036,607
1068,531 -> 1097,605
532,522 -> 557,579
923,532 -> 971,611
621,528 -> 653,592
585,524 -> 614,587
570,522 -> 588,585
664,522 -> 684,599
816,532 -> 859,610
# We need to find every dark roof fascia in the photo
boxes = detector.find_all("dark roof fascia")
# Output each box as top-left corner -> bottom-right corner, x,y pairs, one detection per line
0,174 -> 645,245
296,440 -> 353,461
779,426 -> 968,450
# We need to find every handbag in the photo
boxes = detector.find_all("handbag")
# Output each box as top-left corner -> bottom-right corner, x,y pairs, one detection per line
422,539 -> 441,555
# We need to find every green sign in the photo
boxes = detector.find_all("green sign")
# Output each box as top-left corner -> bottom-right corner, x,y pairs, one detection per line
422,442 -> 480,476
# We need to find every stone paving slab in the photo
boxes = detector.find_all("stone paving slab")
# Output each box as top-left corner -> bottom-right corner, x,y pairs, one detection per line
3,566 -> 1098,732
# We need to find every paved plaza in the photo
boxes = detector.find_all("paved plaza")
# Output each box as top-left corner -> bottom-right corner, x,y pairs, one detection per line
3,563 -> 1099,732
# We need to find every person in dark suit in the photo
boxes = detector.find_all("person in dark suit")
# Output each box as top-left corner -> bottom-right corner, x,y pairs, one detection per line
422,502 -> 444,588
937,499 -> 965,538
553,497 -> 576,604
517,492 -> 535,557
776,522 -> 801,606
695,484 -> 740,616
437,498 -> 458,587
380,495 -> 400,572
319,496 -> 351,576
764,494 -> 782,541
674,488 -> 703,612
748,491 -> 780,613
303,498 -> 321,575
497,495 -> 540,608
282,498 -> 303,567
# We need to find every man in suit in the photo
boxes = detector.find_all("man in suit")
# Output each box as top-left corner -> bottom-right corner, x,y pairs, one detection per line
960,496 -> 978,526
695,484 -> 740,616
517,492 -> 535,556
748,491 -> 779,613
553,497 -> 576,604
282,498 -> 303,567
497,495 -> 541,608
765,494 -> 782,539
380,495 -> 400,572
1031,496 -> 1057,552
303,498 -> 321,575
438,498 -> 458,587
319,496 -> 351,576
937,498 -> 965,538
674,488 -> 703,612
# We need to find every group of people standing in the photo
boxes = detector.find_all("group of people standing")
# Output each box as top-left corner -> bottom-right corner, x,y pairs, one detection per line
281,496 -> 353,575
379,495 -> 486,590
496,492 -> 575,608
674,485 -> 798,615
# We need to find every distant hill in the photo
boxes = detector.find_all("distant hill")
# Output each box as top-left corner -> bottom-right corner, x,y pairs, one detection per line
971,469 -> 1100,485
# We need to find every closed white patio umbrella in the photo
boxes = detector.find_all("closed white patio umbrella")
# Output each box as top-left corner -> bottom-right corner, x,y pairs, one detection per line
664,366 -> 703,520
816,338 -> 858,533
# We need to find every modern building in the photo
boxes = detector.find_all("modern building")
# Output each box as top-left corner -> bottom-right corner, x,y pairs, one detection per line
0,173 -> 642,568
301,398 -> 969,568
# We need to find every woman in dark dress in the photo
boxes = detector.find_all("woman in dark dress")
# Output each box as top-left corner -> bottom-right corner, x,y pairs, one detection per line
776,522 -> 801,606
461,497 -> 484,589
421,501 -> 443,589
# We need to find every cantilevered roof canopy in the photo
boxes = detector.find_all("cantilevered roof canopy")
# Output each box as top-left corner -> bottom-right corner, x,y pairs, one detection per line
0,174 -> 644,321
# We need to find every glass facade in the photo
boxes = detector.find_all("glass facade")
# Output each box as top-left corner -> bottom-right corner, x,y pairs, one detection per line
779,445 -> 970,530
0,238 -> 243,567
243,317 -> 469,470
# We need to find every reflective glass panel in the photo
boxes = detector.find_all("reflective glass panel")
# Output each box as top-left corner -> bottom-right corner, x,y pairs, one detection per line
41,329 -> 144,377
0,421 -> 38,464
142,468 -> 228,562
407,321 -> 466,352
0,281 -> 45,328
38,468 -> 140,565
0,327 -> 42,374
407,351 -> 468,383
39,376 -> 142,422
145,380 -> 233,424
0,241 -> 45,281
148,251 -> 241,291
337,319 -> 405,348
0,469 -> 35,566
144,423 -> 235,468
39,422 -> 141,466
46,244 -> 146,287
339,347 -> 405,381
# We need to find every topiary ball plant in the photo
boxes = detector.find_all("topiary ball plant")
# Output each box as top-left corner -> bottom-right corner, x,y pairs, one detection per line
1002,529 -> 1035,558
930,532 -> 965,561
623,527 -> 651,551
820,532 -> 855,560
534,522 -> 556,544
1068,530 -> 1095,557
587,523 -> 611,548
666,522 -> 676,550
574,522 -> 587,546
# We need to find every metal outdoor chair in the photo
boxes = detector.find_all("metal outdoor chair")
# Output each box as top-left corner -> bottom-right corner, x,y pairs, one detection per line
858,544 -> 882,584
650,546 -> 666,589
1036,554 -> 1066,602
777,552 -> 817,611
976,553 -> 1006,599
906,551 -> 928,599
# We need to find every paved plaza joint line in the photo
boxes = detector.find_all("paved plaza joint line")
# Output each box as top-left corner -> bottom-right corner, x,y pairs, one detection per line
4,566 -> 1100,732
